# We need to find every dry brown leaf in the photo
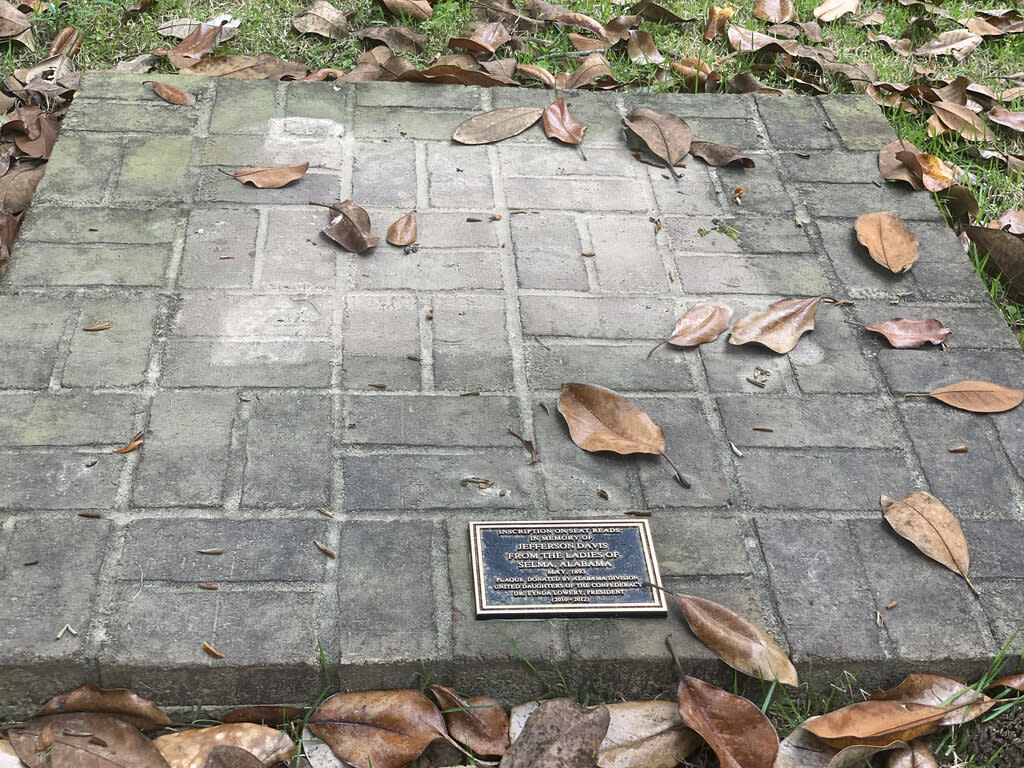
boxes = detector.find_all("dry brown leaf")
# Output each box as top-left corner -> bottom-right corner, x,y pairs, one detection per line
557,383 -> 664,455
604,15 -> 639,44
726,24 -> 799,54
502,699 -> 609,768
542,98 -> 586,144
150,81 -> 196,105
879,139 -> 924,189
219,706 -> 305,727
200,745 -> 264,768
84,322 -> 112,332
855,212 -> 919,273
452,107 -> 544,144
729,297 -> 820,354
667,302 -> 733,347
355,26 -> 427,54
894,152 -> 956,192
885,740 -> 939,768
599,701 -> 701,768
804,701 -> 946,750
293,0 -> 349,40
689,141 -> 755,168
676,676 -> 779,768
0,163 -> 46,213
568,32 -> 607,51
907,380 -> 1024,414
774,725 -> 906,768
988,673 -> 1024,692
323,200 -> 379,253
375,0 -> 432,21
703,5 -> 734,41
813,0 -> 858,23
0,2 -> 32,41
178,52 -> 310,79
880,491 -> 979,594
230,162 -> 309,189
913,30 -> 983,60
932,101 -> 992,141
112,436 -> 144,454
672,593 -> 798,686
552,11 -> 609,41
386,213 -> 417,246
864,318 -> 951,348
308,690 -> 445,768
560,52 -> 618,89
755,0 -> 797,23
621,107 -> 691,177
989,210 -> 1024,235
155,724 -> 295,768
869,674 -> 994,726
626,30 -> 663,64
965,225 -> 1024,302
988,105 -> 1024,133
449,21 -> 511,58
429,685 -> 509,757
9,714 -> 170,768
35,684 -> 173,732
516,63 -> 556,87
160,21 -> 225,69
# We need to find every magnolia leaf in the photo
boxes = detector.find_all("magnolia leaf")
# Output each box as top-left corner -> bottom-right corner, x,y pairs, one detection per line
150,81 -> 196,105
375,0 -> 432,21
308,690 -> 445,768
559,52 -> 619,89
293,0 -> 349,41
178,52 -> 309,79
10,714 -> 171,768
813,0 -> 858,23
908,380 -> 1024,414
689,141 -> 755,168
878,139 -> 925,189
0,163 -> 45,212
200,745 -> 265,768
516,63 -> 556,87
449,21 -> 511,58
729,297 -> 820,354
726,24 -> 799,54
626,30 -> 663,64
894,151 -> 956,192
386,213 -> 417,246
988,105 -> 1024,133
703,5 -> 734,40
552,11 -> 609,42
230,162 -> 309,189
989,210 -> 1024,235
965,225 -> 1024,302
604,15 -> 639,44
155,724 -> 295,768
869,674 -> 994,726
599,701 -> 701,768
156,15 -> 240,41
988,673 -> 1024,692
676,676 -> 779,768
501,699 -> 609,768
932,101 -> 992,141
864,318 -> 950,348
542,98 -> 586,144
557,383 -> 664,455
323,200 -> 379,253
622,108 -> 691,176
672,593 -> 798,686
913,30 -> 983,60
668,302 -> 733,347
754,0 -> 797,23
35,684 -> 172,732
803,701 -> 946,750
452,107 -> 544,144
881,491 -> 978,594
161,21 -> 225,69
885,741 -> 939,768
0,2 -> 32,40
219,706 -> 305,727
855,212 -> 919,273
775,726 -> 907,768
429,685 -> 508,757
355,26 -> 427,54
568,32 -> 607,51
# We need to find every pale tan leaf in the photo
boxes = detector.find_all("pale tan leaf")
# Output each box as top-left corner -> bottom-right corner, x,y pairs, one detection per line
988,105 -> 1024,133
803,701 -> 946,750
729,297 -> 820,354
230,162 -> 309,189
885,740 -> 939,768
676,677 -> 779,768
913,30 -> 983,60
813,0 -> 858,23
557,382 -> 665,455
880,491 -> 978,594
293,0 -> 349,41
689,141 -> 755,168
910,380 -> 1024,413
452,107 -> 543,144
869,674 -> 994,726
855,212 -> 919,273
515,63 -> 556,87
864,318 -> 950,348
774,726 -> 906,768
599,701 -> 700,768
672,593 -> 798,686
894,151 -> 956,192
386,213 -> 417,246
155,724 -> 295,768
726,24 -> 799,55
754,0 -> 797,23
989,210 -> 1024,234
667,302 -> 733,347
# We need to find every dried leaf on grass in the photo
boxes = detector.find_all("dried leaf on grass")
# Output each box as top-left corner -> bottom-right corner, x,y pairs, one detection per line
988,105 -> 1024,133
813,0 -> 859,23
931,101 -> 992,141
179,52 -> 309,79
229,162 -> 309,189
155,724 -> 295,768
803,700 -> 946,750
35,684 -> 172,732
542,98 -> 586,144
355,26 -> 427,54
755,0 -> 797,24
375,0 -> 432,21
885,740 -> 939,768
879,139 -> 925,189
159,21 -> 226,69
869,674 -> 994,726
989,210 -> 1024,235
622,107 -> 691,176
387,212 -> 417,246
667,302 -> 733,347
626,30 -> 663,64
965,225 -> 1024,302
429,685 -> 508,757
703,5 -> 734,41
449,21 -> 511,58
913,30 -> 983,60
676,676 -> 779,768
599,701 -> 701,768
309,690 -> 444,768
502,699 -> 609,768
729,297 -> 820,354
453,107 -> 543,144
880,491 -> 979,595
906,380 -> 1024,413
150,81 -> 196,105
855,212 -> 918,273
10,714 -> 170,768
219,706 -> 305,727
323,200 -> 379,253
557,382 -> 663,455
894,152 -> 957,192
864,318 -> 950,348
293,0 -> 349,40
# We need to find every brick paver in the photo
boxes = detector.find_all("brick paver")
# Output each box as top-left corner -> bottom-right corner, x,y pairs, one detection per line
1,75 -> 1023,714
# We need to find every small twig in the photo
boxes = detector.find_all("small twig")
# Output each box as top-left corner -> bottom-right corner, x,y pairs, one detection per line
646,340 -> 667,359
664,634 -> 683,679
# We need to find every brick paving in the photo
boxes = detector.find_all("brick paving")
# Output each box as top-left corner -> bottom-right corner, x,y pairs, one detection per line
1,74 -> 1023,714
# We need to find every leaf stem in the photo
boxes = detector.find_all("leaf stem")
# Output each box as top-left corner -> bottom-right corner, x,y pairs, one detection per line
965,573 -> 981,597
904,393 -> 931,398
660,451 -> 690,489
646,340 -> 667,359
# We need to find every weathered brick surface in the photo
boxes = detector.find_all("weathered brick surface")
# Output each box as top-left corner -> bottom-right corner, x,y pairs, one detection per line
2,74 -> 1023,712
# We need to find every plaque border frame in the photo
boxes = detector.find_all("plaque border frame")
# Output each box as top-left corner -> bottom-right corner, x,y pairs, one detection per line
469,519 -> 668,618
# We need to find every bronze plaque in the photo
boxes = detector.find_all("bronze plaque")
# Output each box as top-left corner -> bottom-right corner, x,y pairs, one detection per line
469,519 -> 668,618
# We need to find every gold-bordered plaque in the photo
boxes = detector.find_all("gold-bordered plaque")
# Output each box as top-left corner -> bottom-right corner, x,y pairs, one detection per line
469,520 -> 668,618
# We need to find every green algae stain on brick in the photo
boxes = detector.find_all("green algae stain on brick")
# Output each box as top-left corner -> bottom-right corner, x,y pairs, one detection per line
115,137 -> 194,202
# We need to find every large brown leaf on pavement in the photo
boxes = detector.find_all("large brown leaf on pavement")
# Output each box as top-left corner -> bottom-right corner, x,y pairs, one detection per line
621,108 -> 691,174
912,380 -> 1024,413
452,107 -> 544,144
855,212 -> 918,272
501,698 -> 609,768
668,302 -> 733,347
35,684 -> 172,732
308,690 -> 445,768
429,685 -> 509,757
322,199 -> 379,253
676,676 -> 778,768
9,713 -> 170,768
803,700 -> 946,750
673,594 -> 798,686
864,318 -> 950,348
557,383 -> 665,455
230,162 -> 309,189
729,297 -> 820,354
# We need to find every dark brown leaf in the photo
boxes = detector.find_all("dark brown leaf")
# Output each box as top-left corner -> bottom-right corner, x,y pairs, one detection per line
557,382 -> 665,455
804,700 -> 946,750
155,724 -> 296,768
308,690 -> 445,768
322,200 -> 379,253
966,225 -> 1024,302
667,302 -> 733,347
201,746 -> 264,768
150,81 -> 196,105
219,706 -> 305,727
864,318 -> 950,348
869,674 -> 994,726
626,29 -> 663,64
0,162 -> 45,213
627,1 -> 694,24
604,15 -> 639,44
690,141 -> 755,168
622,107 -> 691,175
500,699 -> 608,768
48,26 -> 82,57
386,212 -> 417,246
453,107 -> 543,144
559,52 -> 618,89
230,162 -> 309,189
676,676 -> 779,768
293,0 -> 349,40
729,297 -> 820,354
542,98 -> 586,144
10,714 -> 171,768
552,11 -> 609,42
429,685 -> 509,757
160,21 -> 225,69
855,212 -> 919,272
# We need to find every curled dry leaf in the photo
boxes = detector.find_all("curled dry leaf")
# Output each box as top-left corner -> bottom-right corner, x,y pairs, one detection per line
35,684 -> 173,732
989,210 -> 1024,235
386,212 -> 417,246
308,690 -> 444,768
755,0 -> 797,23
155,724 -> 295,768
895,152 -> 956,192
219,705 -> 305,727
988,105 -> 1024,133
676,676 -> 779,768
726,24 -> 799,55
774,725 -> 906,768
449,21 -> 511,58
703,5 -> 733,41
0,163 -> 46,212
879,139 -> 924,190
542,98 -> 586,144
150,81 -> 196,105
9,714 -> 170,768
881,491 -> 978,595
501,699 -> 609,768
908,380 -> 1024,413
557,382 -> 664,455
323,200 -> 379,253
161,21 -> 226,69
913,30 -> 983,60
965,225 -> 1024,303
803,700 -> 946,750
813,0 -> 859,23
621,108 -> 691,177
869,674 -> 994,726
452,107 -> 544,144
672,593 -> 798,686
855,212 -> 919,273
429,685 -> 509,757
988,673 -> 1024,692
864,318 -> 951,348
626,29 -> 663,64
689,141 -> 755,168
885,740 -> 939,768
293,0 -> 349,41
230,162 -> 309,189
667,302 -> 733,347
599,701 -> 701,768
931,102 -> 992,142
729,296 -> 820,354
